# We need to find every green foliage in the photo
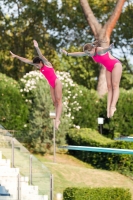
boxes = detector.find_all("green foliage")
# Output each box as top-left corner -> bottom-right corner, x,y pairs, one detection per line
66,128 -> 113,147
70,86 -> 101,129
63,187 -> 131,200
66,128 -> 133,177
56,73 -> 101,129
120,67 -> 133,89
0,0 -> 61,79
111,2 -> 133,74
100,89 -> 133,138
0,73 -> 29,131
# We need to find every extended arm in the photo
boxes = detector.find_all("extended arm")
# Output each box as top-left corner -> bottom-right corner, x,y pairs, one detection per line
10,51 -> 35,66
61,49 -> 87,57
33,40 -> 52,66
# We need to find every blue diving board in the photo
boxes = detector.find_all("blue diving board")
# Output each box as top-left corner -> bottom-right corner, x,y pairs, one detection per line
115,136 -> 133,142
59,145 -> 133,155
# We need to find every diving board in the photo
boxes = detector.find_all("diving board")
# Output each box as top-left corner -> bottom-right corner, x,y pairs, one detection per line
59,145 -> 133,155
115,136 -> 133,142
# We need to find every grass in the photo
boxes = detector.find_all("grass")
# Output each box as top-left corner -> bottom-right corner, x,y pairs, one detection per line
36,152 -> 133,200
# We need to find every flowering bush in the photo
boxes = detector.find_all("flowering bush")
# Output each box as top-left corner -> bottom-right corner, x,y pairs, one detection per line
56,71 -> 83,129
19,70 -> 83,152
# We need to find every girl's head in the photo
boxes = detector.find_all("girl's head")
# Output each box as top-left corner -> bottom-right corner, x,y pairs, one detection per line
33,57 -> 44,68
83,39 -> 106,54
83,43 -> 94,52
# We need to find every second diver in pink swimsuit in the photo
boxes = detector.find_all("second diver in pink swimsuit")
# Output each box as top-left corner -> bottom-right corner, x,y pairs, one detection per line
10,40 -> 62,130
61,41 -> 122,118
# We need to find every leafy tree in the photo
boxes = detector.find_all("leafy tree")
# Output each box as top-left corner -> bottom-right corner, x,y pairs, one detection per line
0,0 -> 61,79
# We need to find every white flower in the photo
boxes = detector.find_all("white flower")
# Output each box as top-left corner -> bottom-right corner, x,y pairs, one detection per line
76,125 -> 80,129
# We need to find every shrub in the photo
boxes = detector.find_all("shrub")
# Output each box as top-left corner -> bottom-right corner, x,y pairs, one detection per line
0,73 -> 29,131
63,187 -> 131,200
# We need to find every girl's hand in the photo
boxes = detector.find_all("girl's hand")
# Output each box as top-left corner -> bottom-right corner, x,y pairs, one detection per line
33,40 -> 38,47
109,43 -> 114,50
60,49 -> 68,55
10,51 -> 16,58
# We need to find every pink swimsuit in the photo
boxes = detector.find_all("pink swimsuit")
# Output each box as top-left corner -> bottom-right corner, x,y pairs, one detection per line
40,65 -> 58,88
92,52 -> 121,72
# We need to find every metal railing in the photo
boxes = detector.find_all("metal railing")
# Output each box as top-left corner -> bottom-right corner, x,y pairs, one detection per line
0,127 -> 53,200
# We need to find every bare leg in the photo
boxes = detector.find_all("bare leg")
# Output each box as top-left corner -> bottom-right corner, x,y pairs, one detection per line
106,70 -> 113,118
110,63 -> 122,117
54,79 -> 62,130
50,86 -> 56,109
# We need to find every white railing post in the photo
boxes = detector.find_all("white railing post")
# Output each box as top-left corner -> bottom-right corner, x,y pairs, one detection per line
12,138 -> 15,168
29,154 -> 32,185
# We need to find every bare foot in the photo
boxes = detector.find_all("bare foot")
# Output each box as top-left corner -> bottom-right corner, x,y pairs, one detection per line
110,107 -> 116,118
55,120 -> 60,130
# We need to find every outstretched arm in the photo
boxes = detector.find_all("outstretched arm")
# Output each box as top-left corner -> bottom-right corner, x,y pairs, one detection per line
61,49 -> 87,57
97,43 -> 114,55
33,40 -> 52,66
10,51 -> 35,66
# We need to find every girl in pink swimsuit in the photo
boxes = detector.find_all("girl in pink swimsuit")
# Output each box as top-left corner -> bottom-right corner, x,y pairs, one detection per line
61,41 -> 122,118
10,40 -> 62,130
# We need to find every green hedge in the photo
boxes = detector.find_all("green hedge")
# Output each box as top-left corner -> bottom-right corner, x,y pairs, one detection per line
66,128 -> 133,176
63,187 -> 131,200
